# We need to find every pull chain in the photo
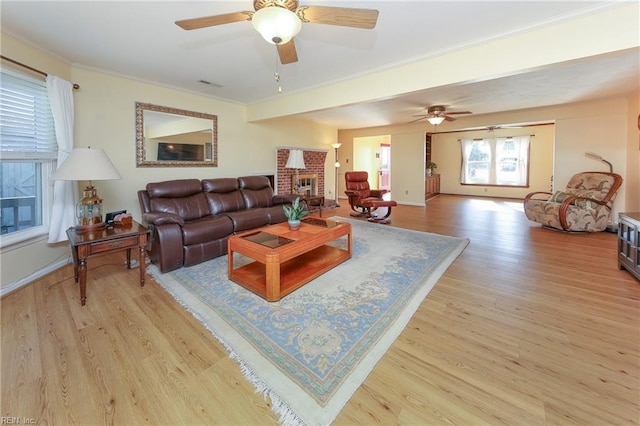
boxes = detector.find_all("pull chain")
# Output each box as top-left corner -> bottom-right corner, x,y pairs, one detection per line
274,46 -> 282,93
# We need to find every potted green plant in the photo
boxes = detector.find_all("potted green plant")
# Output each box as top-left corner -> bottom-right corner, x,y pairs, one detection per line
283,197 -> 308,230
426,160 -> 437,176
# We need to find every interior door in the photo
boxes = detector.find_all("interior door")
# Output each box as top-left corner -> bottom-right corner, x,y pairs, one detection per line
379,143 -> 391,191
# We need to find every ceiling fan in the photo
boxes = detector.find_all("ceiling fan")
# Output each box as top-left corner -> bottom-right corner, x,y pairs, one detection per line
410,105 -> 472,125
175,0 -> 379,64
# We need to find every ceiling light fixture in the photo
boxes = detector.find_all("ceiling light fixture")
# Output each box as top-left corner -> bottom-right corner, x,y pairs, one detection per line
427,116 -> 445,126
252,6 -> 302,45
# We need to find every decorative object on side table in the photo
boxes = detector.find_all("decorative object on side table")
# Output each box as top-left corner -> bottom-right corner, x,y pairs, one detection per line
283,196 -> 307,230
113,212 -> 133,226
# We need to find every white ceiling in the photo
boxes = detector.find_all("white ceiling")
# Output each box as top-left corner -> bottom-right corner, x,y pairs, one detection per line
2,1 -> 638,129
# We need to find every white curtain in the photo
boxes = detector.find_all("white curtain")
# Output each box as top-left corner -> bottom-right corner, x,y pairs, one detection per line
459,139 -> 474,183
47,75 -> 78,243
514,135 -> 531,185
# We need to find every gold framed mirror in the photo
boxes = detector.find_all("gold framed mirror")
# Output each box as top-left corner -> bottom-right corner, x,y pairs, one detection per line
135,102 -> 218,167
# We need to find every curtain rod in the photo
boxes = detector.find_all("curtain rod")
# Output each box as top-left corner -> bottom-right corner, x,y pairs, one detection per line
1,55 -> 80,89
457,135 -> 535,141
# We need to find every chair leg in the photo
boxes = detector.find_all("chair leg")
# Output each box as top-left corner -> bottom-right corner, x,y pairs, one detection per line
350,205 -> 369,217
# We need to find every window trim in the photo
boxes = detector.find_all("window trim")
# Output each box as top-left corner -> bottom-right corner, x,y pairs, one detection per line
0,68 -> 57,247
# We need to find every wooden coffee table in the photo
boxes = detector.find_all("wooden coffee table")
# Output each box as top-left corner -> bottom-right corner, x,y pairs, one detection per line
227,217 -> 351,301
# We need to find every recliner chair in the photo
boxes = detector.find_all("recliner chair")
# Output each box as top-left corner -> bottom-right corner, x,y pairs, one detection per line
523,171 -> 623,232
344,171 -> 397,223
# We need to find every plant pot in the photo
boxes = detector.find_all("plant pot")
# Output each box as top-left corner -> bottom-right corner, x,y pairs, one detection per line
288,219 -> 301,231
426,169 -> 432,176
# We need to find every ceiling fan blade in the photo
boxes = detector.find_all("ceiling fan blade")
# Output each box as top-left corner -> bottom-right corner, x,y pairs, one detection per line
444,115 -> 457,122
277,39 -> 298,64
445,111 -> 472,115
175,12 -> 252,30
297,6 -> 379,29
408,116 -> 428,123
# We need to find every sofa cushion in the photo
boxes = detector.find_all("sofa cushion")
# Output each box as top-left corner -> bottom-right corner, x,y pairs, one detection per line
263,205 -> 287,224
149,192 -> 210,221
202,178 -> 246,214
238,175 -> 274,208
182,215 -> 234,246
146,179 -> 210,221
225,209 -> 270,233
548,190 -> 598,208
147,179 -> 202,198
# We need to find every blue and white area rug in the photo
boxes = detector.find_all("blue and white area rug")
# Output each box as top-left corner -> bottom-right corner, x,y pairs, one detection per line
149,217 -> 469,425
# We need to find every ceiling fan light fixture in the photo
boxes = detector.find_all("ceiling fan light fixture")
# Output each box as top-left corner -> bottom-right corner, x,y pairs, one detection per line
427,116 -> 445,125
252,6 -> 302,45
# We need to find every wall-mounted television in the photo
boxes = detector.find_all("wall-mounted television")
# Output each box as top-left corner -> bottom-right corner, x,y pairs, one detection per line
157,142 -> 204,161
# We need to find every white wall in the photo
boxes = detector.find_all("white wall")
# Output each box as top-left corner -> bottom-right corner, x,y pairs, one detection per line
71,67 -> 338,221
389,132 -> 426,206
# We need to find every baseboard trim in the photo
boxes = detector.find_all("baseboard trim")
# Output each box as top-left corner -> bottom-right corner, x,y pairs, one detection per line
0,258 -> 71,298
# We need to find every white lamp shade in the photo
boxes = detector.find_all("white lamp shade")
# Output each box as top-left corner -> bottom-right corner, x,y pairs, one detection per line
331,142 -> 342,149
52,147 -> 122,181
252,7 -> 302,45
427,116 -> 445,125
285,149 -> 306,169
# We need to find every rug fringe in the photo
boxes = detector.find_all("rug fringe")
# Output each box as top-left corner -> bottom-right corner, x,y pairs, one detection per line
148,267 -> 307,426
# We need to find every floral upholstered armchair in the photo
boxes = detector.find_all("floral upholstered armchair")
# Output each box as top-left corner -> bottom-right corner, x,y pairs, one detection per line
524,171 -> 623,232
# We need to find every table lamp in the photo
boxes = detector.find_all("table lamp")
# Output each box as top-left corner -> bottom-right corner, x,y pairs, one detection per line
285,149 -> 306,194
51,147 -> 122,231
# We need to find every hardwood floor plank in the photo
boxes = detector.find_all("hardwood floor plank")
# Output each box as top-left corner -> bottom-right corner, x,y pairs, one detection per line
1,195 -> 638,425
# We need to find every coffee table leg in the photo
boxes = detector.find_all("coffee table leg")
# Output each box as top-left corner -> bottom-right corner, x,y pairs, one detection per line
265,256 -> 280,301
228,248 -> 235,278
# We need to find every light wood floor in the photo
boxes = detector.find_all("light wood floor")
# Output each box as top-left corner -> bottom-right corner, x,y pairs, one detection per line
2,195 -> 638,425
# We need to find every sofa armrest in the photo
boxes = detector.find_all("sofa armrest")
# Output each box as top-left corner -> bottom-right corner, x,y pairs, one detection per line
370,189 -> 387,197
142,212 -> 185,227
272,194 -> 300,205
523,191 -> 552,204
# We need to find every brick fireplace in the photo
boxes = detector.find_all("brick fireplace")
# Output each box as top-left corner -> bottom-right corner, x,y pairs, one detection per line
276,148 -> 327,196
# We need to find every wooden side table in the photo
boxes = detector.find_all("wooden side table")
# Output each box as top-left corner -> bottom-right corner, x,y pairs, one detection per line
66,220 -> 149,305
302,195 -> 325,217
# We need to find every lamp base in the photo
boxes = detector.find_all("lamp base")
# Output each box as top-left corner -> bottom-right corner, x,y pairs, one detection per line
72,222 -> 106,233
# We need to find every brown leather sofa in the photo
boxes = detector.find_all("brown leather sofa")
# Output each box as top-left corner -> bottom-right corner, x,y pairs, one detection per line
138,175 -> 297,273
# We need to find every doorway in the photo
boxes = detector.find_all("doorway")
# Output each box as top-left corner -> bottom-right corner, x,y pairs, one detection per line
379,143 -> 391,192
353,135 -> 391,192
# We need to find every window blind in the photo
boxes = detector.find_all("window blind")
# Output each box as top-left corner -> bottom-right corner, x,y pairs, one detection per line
0,68 -> 57,159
